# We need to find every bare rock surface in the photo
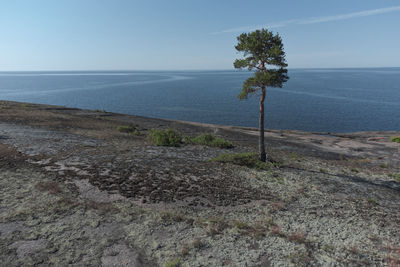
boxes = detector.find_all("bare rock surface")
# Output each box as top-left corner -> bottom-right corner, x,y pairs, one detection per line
0,100 -> 399,266
10,239 -> 47,258
0,122 -> 98,156
101,243 -> 146,267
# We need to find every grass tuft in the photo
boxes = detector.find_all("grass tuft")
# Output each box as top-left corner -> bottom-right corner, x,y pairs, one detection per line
181,245 -> 189,256
116,125 -> 142,135
160,211 -> 192,224
184,133 -> 233,148
389,173 -> 400,182
270,225 -> 285,238
231,220 -> 250,230
367,198 -> 378,205
211,152 -> 277,170
192,238 -> 203,249
165,258 -> 181,267
196,217 -> 230,236
379,163 -> 388,168
287,231 -> 306,243
147,129 -> 182,146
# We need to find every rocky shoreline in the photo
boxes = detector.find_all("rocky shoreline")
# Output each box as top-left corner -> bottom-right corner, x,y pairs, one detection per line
1,100 -> 399,266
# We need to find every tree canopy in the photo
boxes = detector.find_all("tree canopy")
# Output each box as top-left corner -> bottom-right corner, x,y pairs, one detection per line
234,29 -> 289,99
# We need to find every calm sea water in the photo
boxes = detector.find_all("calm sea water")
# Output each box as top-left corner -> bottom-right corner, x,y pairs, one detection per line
0,68 -> 399,133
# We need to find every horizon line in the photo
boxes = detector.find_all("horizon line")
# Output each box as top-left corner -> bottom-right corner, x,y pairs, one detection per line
0,66 -> 400,72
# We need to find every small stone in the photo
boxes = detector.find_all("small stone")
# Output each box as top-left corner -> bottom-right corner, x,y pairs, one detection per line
25,219 -> 42,227
26,232 -> 40,240
152,241 -> 161,250
90,220 -> 100,228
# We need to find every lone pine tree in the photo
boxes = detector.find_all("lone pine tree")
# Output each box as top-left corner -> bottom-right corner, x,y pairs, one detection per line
234,28 -> 289,162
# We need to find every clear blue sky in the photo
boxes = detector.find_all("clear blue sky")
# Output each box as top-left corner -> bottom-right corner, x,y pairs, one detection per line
1,0 -> 399,70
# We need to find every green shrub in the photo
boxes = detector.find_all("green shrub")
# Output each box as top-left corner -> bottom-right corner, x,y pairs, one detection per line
379,163 -> 388,168
184,133 -> 233,148
390,136 -> 400,143
116,125 -> 141,135
147,129 -> 182,147
211,152 -> 276,170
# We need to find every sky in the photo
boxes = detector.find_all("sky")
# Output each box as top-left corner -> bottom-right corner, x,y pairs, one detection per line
1,0 -> 400,71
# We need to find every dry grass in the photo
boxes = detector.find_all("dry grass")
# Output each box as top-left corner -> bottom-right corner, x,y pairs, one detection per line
160,211 -> 194,225
231,220 -> 250,230
197,217 -> 230,236
181,245 -> 189,256
348,245 -> 358,254
384,242 -> 400,267
85,201 -> 120,215
192,238 -> 203,249
287,231 -> 306,243
271,201 -> 285,211
270,225 -> 285,238
35,181 -> 63,194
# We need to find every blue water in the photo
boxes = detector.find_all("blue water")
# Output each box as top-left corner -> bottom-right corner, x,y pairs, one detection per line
0,68 -> 399,132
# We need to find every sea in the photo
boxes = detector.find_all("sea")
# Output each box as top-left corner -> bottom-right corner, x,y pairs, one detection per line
0,68 -> 399,133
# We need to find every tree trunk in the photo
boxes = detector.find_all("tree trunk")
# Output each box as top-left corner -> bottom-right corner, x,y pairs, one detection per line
259,87 -> 267,162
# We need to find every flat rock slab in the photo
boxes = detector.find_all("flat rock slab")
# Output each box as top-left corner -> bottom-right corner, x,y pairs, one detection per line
10,239 -> 47,258
73,179 -> 126,203
0,122 -> 98,156
0,222 -> 26,236
101,243 -> 146,267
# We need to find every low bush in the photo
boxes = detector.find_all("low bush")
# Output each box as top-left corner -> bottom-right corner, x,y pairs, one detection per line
390,136 -> 400,143
147,129 -> 182,147
184,133 -> 233,148
211,152 -> 276,170
116,125 -> 141,136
